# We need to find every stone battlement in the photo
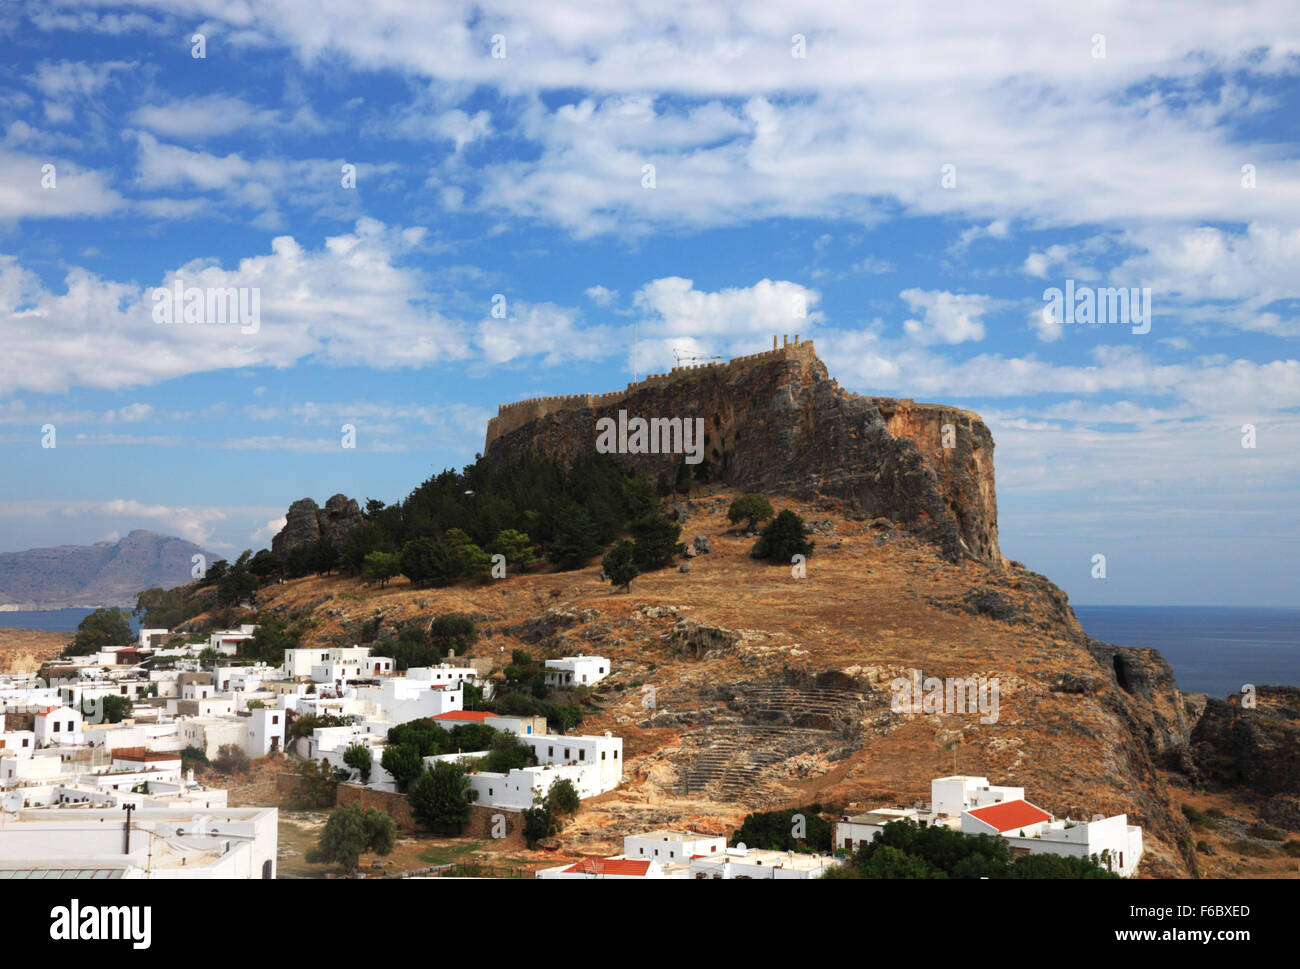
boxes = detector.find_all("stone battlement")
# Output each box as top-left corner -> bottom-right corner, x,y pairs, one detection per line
485,338 -> 817,448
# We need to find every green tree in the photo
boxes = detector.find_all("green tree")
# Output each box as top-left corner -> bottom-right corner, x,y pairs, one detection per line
292,757 -> 346,809
242,618 -> 301,665
408,761 -> 475,833
601,540 -> 639,592
361,550 -> 402,587
306,804 -> 397,873
216,550 -> 258,606
308,537 -> 340,576
400,538 -> 459,587
630,513 -> 682,571
386,719 -> 451,757
380,743 -> 424,793
731,805 -> 833,852
728,493 -> 774,531
343,744 -> 373,784
99,694 -> 133,724
754,509 -> 815,563
490,529 -> 540,570
547,505 -> 603,569
428,614 -> 478,654
63,607 -> 133,658
480,732 -> 535,773
547,777 -> 581,816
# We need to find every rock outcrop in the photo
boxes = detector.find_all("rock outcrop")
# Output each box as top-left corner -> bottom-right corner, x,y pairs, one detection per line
1189,687 -> 1300,794
483,340 -> 999,563
271,494 -> 362,558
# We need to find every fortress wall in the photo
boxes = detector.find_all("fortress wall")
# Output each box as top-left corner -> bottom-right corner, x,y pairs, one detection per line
483,341 -> 818,449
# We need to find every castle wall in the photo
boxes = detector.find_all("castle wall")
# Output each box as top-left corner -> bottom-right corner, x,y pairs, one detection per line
484,341 -> 819,449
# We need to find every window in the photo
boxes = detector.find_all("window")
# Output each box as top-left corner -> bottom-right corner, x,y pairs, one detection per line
601,751 -> 606,761
52,722 -> 60,733
578,749 -> 585,760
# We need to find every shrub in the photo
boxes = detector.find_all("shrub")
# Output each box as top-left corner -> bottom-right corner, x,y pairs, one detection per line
292,758 -> 345,809
213,744 -> 250,775
306,804 -> 396,873
602,540 -> 639,592
180,745 -> 209,772
754,509 -> 815,563
728,493 -> 774,531
630,513 -> 682,570
1246,824 -> 1286,841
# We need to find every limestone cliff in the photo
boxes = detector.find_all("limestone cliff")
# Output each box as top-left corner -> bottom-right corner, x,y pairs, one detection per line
483,341 -> 999,563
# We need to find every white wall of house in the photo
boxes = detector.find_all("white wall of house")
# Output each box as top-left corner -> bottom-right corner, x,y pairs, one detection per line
624,831 -> 725,863
523,732 -> 622,792
0,730 -> 35,760
543,655 -> 610,688
35,706 -> 83,746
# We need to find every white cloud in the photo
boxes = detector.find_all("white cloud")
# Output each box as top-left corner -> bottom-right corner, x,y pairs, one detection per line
0,219 -> 472,394
130,95 -> 282,139
900,289 -> 991,345
585,285 -> 619,307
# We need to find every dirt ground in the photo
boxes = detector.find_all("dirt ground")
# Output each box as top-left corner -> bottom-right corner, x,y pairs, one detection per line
0,626 -> 70,674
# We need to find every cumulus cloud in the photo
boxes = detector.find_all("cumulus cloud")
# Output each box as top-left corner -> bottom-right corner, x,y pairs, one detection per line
0,219 -> 471,394
900,289 -> 991,345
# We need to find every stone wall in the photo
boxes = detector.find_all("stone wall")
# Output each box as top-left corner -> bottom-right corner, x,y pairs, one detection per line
335,783 -> 528,846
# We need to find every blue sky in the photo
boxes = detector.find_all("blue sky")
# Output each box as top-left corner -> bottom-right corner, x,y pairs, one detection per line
0,2 -> 1297,607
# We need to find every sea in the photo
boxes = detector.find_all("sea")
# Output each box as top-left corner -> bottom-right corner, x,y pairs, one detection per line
1075,605 -> 1300,698
0,608 -> 141,634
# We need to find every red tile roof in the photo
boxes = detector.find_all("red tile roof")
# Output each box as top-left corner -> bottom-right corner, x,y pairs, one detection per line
966,800 -> 1052,832
563,858 -> 652,877
36,706 -> 64,716
431,711 -> 498,722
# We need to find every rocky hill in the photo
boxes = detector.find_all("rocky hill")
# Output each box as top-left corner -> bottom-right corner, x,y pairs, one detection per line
484,340 -> 999,564
229,492 -> 1233,876
233,343 -> 1298,877
0,530 -> 212,609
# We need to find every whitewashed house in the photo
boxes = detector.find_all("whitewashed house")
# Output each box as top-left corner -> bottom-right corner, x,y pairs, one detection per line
689,846 -> 843,880
543,655 -> 610,688
34,705 -> 83,746
833,775 -> 1145,877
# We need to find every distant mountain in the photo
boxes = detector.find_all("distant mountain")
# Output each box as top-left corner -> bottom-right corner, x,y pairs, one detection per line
0,530 -> 213,610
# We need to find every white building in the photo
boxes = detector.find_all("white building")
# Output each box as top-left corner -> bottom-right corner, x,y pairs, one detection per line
689,846 -> 843,880
0,805 -> 278,879
207,625 -> 259,656
833,775 -> 1145,877
283,646 -> 371,679
543,655 -> 610,688
356,678 -> 462,723
464,731 -> 623,810
34,705 -> 83,746
624,829 -> 727,865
